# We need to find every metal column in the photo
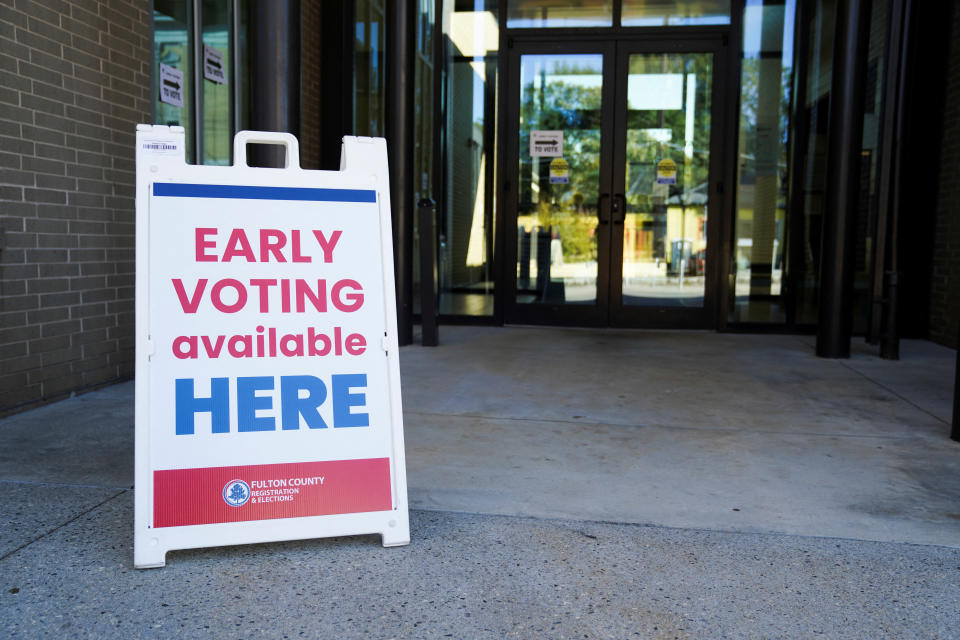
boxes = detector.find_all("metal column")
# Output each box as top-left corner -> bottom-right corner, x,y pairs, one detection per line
816,0 -> 871,358
249,0 -> 300,167
387,1 -> 415,346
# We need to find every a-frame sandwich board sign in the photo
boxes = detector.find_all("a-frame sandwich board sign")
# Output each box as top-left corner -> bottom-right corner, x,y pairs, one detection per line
134,126 -> 409,568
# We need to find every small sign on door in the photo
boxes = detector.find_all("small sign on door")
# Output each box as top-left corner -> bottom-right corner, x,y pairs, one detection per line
159,63 -> 184,107
549,157 -> 569,184
530,130 -> 563,157
656,158 -> 678,185
204,45 -> 226,84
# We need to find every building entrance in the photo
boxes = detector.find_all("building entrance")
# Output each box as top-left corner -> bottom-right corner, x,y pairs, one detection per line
503,36 -> 727,328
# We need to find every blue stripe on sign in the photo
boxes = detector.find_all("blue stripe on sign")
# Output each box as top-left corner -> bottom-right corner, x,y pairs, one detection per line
152,182 -> 377,203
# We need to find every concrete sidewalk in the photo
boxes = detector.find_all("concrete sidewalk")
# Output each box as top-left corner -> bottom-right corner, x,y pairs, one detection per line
402,328 -> 960,547
1,328 -> 959,638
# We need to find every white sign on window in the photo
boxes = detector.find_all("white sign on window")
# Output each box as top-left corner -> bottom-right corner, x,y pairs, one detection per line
530,130 -> 563,157
159,63 -> 184,107
203,45 -> 226,84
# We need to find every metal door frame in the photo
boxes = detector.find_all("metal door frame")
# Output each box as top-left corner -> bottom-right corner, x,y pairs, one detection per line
609,35 -> 729,329
498,31 -> 731,329
501,38 -> 618,326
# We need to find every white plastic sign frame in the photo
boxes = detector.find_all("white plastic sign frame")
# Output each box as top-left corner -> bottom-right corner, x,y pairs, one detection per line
134,126 -> 409,568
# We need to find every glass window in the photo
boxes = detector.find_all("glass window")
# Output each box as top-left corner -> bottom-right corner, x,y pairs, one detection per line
516,54 -> 604,305
792,0 -> 836,325
855,0 -> 889,334
235,0 -> 249,133
506,0 -> 613,28
415,0 -> 437,208
413,0 -> 437,314
439,2 -> 499,316
729,0 -> 795,324
354,0 -> 386,137
153,0 -> 241,165
154,0 -> 194,162
200,0 -> 231,165
621,0 -> 731,26
621,52 -> 714,308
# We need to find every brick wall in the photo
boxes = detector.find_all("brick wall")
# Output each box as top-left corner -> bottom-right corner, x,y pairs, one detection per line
0,0 -> 151,414
929,2 -> 960,349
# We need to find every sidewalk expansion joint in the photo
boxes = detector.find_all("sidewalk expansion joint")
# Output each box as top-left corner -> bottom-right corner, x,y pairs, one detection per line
408,506 -> 960,551
0,478 -> 131,491
0,489 -> 128,563
833,359 -> 951,427
405,410 -> 921,441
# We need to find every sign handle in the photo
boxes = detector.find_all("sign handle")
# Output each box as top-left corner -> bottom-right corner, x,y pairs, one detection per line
232,130 -> 301,169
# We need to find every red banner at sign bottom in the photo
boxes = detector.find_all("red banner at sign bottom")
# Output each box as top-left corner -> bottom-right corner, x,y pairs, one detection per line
153,458 -> 392,528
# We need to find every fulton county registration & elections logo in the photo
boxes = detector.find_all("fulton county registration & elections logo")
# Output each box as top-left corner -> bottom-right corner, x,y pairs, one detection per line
222,479 -> 251,507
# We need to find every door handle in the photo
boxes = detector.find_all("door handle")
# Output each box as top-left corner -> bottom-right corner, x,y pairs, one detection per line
597,193 -> 611,224
612,194 -> 626,223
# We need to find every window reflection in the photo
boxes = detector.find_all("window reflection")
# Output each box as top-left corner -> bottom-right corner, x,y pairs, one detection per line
622,53 -> 713,307
413,0 -> 437,314
506,0 -> 613,28
153,0 -> 240,166
730,0 -> 795,323
439,2 -> 499,316
201,0 -> 231,165
354,0 -> 386,137
154,0 -> 194,162
516,54 -> 603,305
621,0 -> 731,26
855,0 -> 889,334
792,0 -> 836,325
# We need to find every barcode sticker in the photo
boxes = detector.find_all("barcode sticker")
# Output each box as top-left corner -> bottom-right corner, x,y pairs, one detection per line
142,140 -> 181,155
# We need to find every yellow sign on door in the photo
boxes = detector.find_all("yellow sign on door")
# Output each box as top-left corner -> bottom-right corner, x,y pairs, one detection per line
549,157 -> 569,184
656,158 -> 677,185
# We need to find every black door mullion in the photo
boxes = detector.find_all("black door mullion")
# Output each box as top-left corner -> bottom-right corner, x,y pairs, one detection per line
608,41 -> 630,312
595,40 -> 618,325
704,38 -> 729,330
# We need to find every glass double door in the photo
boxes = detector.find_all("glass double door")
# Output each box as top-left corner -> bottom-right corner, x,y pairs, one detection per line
505,38 -> 726,328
